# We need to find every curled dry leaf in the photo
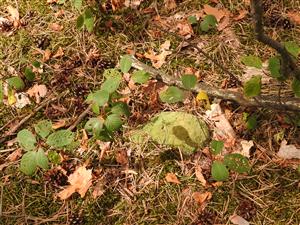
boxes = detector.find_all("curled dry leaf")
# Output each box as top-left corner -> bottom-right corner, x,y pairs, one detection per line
192,191 -> 212,205
27,84 -> 47,103
165,172 -> 181,184
164,0 -> 177,10
233,10 -> 248,21
57,166 -> 93,200
277,140 -> 300,159
287,11 -> 300,25
43,49 -> 52,62
49,23 -> 63,32
195,164 -> 207,186
53,47 -> 64,58
230,214 -> 250,225
144,40 -> 172,68
52,119 -> 67,129
6,149 -> 22,162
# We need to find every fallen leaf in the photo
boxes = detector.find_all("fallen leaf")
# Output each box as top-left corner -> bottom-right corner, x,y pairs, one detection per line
92,179 -> 105,199
124,0 -> 142,8
57,166 -> 93,200
287,11 -> 300,25
195,164 -> 207,186
192,191 -> 212,205
52,119 -> 67,129
49,23 -> 63,32
217,10 -> 230,31
230,214 -> 250,225
53,47 -> 64,58
165,172 -> 181,184
47,0 -> 59,3
7,5 -> 20,27
176,21 -> 193,36
164,0 -> 177,10
239,140 -> 253,158
115,149 -> 128,165
78,129 -> 89,155
205,103 -> 236,147
27,84 -> 47,103
111,0 -> 125,11
6,149 -> 22,162
14,93 -> 31,108
277,140 -> 300,159
43,49 -> 52,62
144,40 -> 172,68
203,4 -> 225,22
233,10 -> 248,21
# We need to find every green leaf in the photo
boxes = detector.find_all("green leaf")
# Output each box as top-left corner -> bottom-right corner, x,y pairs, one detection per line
85,117 -> 104,137
24,67 -> 35,81
211,161 -> 229,181
84,8 -> 94,32
103,69 -> 122,78
188,15 -> 197,25
132,70 -> 150,84
48,150 -> 61,164
246,114 -> 257,130
200,15 -> 217,32
159,86 -> 184,103
17,129 -> 36,151
110,102 -> 130,117
76,14 -> 84,29
91,102 -> 100,114
46,130 -> 74,148
86,90 -> 110,106
268,56 -> 281,78
74,0 -> 82,10
224,153 -> 250,173
284,41 -> 300,58
210,140 -> 224,155
36,148 -> 49,170
292,78 -> 300,97
104,114 -> 123,132
243,75 -> 261,97
101,74 -> 122,94
34,120 -> 52,139
7,77 -> 25,90
241,55 -> 262,69
32,61 -> 41,68
0,80 -> 3,103
120,55 -> 132,73
181,74 -> 197,90
20,151 -> 37,175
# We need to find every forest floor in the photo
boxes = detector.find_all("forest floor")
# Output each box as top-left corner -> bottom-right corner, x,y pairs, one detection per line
0,0 -> 300,224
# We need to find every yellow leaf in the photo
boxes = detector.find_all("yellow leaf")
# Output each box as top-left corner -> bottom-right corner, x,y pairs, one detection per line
8,89 -> 16,105
196,90 -> 211,110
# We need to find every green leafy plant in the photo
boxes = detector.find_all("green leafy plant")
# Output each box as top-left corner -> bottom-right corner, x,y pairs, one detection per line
200,15 -> 217,32
241,55 -> 262,69
181,74 -> 197,90
243,75 -> 262,97
159,86 -> 184,103
132,70 -> 150,84
17,120 -> 75,175
209,140 -> 250,181
187,16 -> 197,25
76,8 -> 94,32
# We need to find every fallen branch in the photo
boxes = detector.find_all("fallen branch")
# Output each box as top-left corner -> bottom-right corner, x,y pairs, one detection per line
0,90 -> 69,144
131,56 -> 300,111
68,104 -> 92,131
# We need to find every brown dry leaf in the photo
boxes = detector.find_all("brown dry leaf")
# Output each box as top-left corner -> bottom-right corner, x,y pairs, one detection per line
27,84 -> 47,103
49,23 -> 63,32
195,164 -> 207,186
6,149 -> 22,162
43,49 -> 52,62
234,9 -> 248,21
217,10 -> 230,31
78,129 -> 89,155
115,149 -> 128,166
7,5 -> 20,27
239,140 -> 253,158
57,166 -> 93,200
111,0 -> 125,11
192,191 -> 212,205
205,103 -> 236,147
277,140 -> 300,159
230,214 -> 250,225
52,119 -> 67,129
203,4 -> 225,22
92,179 -> 105,199
287,11 -> 300,25
144,40 -> 172,68
176,21 -> 193,36
53,47 -> 64,58
164,0 -> 177,10
165,173 -> 181,184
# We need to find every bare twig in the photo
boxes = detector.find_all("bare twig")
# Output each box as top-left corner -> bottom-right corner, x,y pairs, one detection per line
251,0 -> 300,80
68,104 -> 92,131
131,56 -> 300,111
0,90 -> 69,144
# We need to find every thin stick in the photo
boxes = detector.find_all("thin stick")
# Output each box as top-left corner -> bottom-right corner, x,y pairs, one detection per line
68,104 -> 92,131
0,90 -> 69,144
